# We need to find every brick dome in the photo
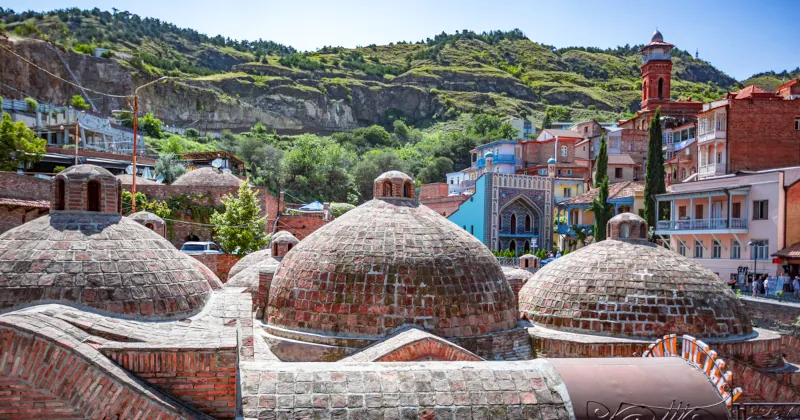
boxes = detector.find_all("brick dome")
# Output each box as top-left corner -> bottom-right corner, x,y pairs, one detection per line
115,174 -> 160,185
266,171 -> 517,339
172,167 -> 243,187
271,230 -> 298,245
128,211 -> 164,224
229,248 -> 273,279
519,213 -> 752,339
0,213 -> 213,319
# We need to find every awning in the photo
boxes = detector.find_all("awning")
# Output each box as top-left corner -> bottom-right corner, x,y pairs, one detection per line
773,242 -> 800,259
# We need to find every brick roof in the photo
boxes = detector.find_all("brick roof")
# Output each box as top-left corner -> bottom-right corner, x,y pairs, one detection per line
115,174 -> 160,185
607,154 -> 638,166
0,213 -> 214,319
559,181 -> 645,205
340,327 -> 483,362
773,242 -> 800,259
265,197 -> 517,340
519,236 -> 752,339
172,167 -> 244,187
229,248 -> 273,279
0,197 -> 50,208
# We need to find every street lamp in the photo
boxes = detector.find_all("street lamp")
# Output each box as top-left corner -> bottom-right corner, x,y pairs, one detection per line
130,76 -> 169,212
748,240 -> 757,285
73,110 -> 86,165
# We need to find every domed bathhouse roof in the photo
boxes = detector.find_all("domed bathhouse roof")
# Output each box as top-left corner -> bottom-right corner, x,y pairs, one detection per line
228,248 -> 273,279
270,230 -> 298,245
0,164 -> 214,319
128,211 -> 164,224
519,213 -> 752,339
171,167 -> 243,187
263,171 -> 522,361
114,174 -> 160,186
502,266 -> 534,300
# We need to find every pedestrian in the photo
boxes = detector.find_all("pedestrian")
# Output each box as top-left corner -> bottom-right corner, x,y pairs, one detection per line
556,251 -> 562,258
763,275 -> 769,295
793,276 -> 800,299
751,276 -> 758,297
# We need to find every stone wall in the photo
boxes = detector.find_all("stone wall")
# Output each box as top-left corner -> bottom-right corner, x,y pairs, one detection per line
450,326 -> 533,361
0,172 -> 51,201
190,254 -> 239,283
740,297 -> 800,329
728,98 -> 800,173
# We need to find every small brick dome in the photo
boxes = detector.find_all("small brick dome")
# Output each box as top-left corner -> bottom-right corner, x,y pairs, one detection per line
52,164 -> 120,214
271,231 -> 298,245
518,213 -> 752,339
115,174 -> 160,186
373,170 -> 415,200
172,167 -> 243,187
607,212 -> 648,240
266,172 -> 517,339
0,213 -> 214,319
129,211 -> 166,237
228,248 -> 273,279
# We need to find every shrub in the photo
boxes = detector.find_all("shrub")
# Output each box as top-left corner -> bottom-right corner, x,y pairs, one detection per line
73,44 -> 95,55
24,97 -> 38,112
101,50 -> 114,59
70,95 -> 90,110
185,128 -> 200,138
330,202 -> 355,217
13,23 -> 40,37
53,165 -> 66,173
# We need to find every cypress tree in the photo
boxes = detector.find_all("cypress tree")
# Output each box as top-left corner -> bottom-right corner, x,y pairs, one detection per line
644,108 -> 666,230
588,135 -> 612,241
594,133 -> 608,187
542,112 -> 552,129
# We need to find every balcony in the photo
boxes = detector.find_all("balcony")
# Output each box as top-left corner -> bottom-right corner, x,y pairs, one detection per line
698,163 -> 726,178
655,218 -> 748,234
698,129 -> 726,145
642,52 -> 671,63
557,223 -> 593,235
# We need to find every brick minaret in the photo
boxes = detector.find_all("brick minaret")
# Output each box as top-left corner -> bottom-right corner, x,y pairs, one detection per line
640,29 -> 674,109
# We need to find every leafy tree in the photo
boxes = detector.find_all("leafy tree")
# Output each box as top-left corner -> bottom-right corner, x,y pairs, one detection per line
0,113 -> 46,171
588,135 -> 612,242
211,182 -> 268,257
281,134 -> 355,202
352,150 -> 404,200
24,97 -> 38,113
497,122 -> 519,139
154,152 -> 187,184
468,114 -> 502,137
393,120 -> 409,140
138,112 -> 164,138
185,128 -> 200,139
644,108 -> 666,229
544,105 -> 570,123
53,165 -> 66,173
330,202 -> 355,217
416,156 -> 454,184
70,94 -> 90,110
594,133 -> 608,186
541,112 -> 552,129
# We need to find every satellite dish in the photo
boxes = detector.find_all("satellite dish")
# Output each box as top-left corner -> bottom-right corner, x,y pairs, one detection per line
125,165 -> 134,174
211,158 -> 224,169
222,168 -> 232,174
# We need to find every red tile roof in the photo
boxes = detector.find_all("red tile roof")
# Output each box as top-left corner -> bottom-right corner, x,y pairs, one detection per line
607,154 -> 639,166
731,85 -> 779,100
559,181 -> 645,205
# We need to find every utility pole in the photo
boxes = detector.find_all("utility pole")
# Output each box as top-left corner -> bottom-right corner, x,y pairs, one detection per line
74,111 -> 85,165
130,76 -> 169,213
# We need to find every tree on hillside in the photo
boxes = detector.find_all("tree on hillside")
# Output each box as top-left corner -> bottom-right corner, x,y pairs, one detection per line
211,182 -> 267,257
352,150 -> 404,201
154,152 -> 187,184
281,134 -> 355,203
588,135 -> 612,242
70,94 -> 90,110
0,113 -> 46,171
593,133 -> 608,186
542,112 -> 552,129
643,108 -> 666,230
416,156 -> 454,184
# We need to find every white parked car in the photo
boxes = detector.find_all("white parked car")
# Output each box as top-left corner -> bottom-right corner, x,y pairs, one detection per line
179,241 -> 224,255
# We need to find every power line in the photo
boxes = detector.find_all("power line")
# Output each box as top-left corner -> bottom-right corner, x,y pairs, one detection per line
0,43 -> 129,99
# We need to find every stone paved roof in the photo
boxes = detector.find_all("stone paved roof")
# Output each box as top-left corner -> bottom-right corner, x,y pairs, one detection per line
340,327 -> 483,362
266,198 -> 517,340
115,174 -> 160,186
228,248 -> 272,279
128,210 -> 164,223
518,237 -> 752,339
172,167 -> 243,187
227,258 -> 279,292
239,360 -> 571,420
375,170 -> 412,182
59,164 -> 113,180
0,213 -> 213,319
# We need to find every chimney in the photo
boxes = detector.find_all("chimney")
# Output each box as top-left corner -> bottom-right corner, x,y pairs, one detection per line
279,191 -> 285,214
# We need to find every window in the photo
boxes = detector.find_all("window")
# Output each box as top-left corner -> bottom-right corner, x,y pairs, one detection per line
694,240 -> 703,258
87,180 -> 101,212
732,202 -> 741,219
731,240 -> 741,259
403,181 -> 412,198
383,181 -> 393,197
584,127 -> 588,133
712,241 -> 721,259
55,179 -> 65,211
563,187 -> 571,197
510,214 -> 517,234
695,204 -> 703,219
753,200 -> 768,220
679,242 -> 686,256
470,225 -> 474,235
614,168 -> 623,179
561,145 -> 568,157
751,240 -> 769,260
557,169 -> 562,175
681,168 -> 687,179
567,169 -> 572,175
538,169 -> 547,176
795,118 -> 800,131
525,215 -> 531,232
678,206 -> 687,219
619,223 -> 630,238
657,78 -> 664,98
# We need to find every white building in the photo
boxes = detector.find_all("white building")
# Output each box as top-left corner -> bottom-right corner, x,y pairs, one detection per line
505,117 -> 535,140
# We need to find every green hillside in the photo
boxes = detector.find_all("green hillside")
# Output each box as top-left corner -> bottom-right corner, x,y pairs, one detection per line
1,7 -> 748,125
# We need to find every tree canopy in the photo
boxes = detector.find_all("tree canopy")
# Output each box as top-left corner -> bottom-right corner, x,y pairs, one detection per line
211,182 -> 268,257
0,113 -> 46,171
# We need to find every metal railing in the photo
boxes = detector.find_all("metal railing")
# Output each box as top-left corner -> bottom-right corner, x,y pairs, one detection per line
495,257 -> 519,267
730,403 -> 800,419
656,218 -> 747,231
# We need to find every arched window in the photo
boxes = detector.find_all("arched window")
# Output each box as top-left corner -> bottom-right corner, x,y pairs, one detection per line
403,181 -> 412,198
525,215 -> 531,232
643,81 -> 648,98
383,180 -> 393,197
87,181 -> 101,212
287,243 -> 293,252
510,214 -> 517,234
272,243 -> 278,256
640,224 -> 646,238
619,223 -> 630,238
145,222 -> 155,231
509,240 -> 516,254
523,240 -> 530,253
55,179 -> 65,211
681,168 -> 687,179
658,78 -> 664,98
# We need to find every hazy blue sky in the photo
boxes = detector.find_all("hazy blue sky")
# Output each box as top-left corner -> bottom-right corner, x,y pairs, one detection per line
4,0 -> 797,80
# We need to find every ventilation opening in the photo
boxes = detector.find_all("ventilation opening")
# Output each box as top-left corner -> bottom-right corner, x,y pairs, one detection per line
272,243 -> 278,256
145,222 -> 155,231
383,180 -> 393,197
403,181 -> 412,198
87,181 -> 101,212
619,223 -> 630,238
287,243 -> 293,252
640,224 -> 646,238
55,179 -> 65,211
658,78 -> 664,98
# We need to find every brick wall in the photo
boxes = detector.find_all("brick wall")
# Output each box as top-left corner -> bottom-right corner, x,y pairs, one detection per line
0,207 -> 45,234
450,326 -> 532,361
781,334 -> 800,364
0,172 -> 51,201
190,254 -> 239,283
728,98 -> 800,173
740,297 -> 800,329
532,335 -> 651,359
103,348 -> 238,418
728,358 -> 800,403
418,183 -> 449,200
419,195 -> 467,217
276,214 -> 328,240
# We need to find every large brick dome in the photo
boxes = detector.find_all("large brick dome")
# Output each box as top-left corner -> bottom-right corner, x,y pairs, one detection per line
172,167 -> 243,187
265,171 -> 517,339
0,213 -> 213,319
519,213 -> 752,339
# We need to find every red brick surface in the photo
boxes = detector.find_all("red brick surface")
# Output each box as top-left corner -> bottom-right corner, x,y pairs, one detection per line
727,98 -> 800,173
419,195 -> 467,217
276,214 -> 328,241
190,254 -> 239,283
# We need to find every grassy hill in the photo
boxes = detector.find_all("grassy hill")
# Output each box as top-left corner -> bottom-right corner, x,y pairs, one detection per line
0,7 -> 787,130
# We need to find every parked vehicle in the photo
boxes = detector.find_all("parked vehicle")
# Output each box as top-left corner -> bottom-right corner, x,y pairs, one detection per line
179,241 -> 224,255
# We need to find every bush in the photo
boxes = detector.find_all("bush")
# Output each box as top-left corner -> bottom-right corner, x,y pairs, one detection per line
13,23 -> 40,37
101,50 -> 114,59
24,97 -> 38,112
53,165 -> 66,173
73,44 -> 95,55
330,202 -> 355,217
185,128 -> 200,139
70,95 -> 90,110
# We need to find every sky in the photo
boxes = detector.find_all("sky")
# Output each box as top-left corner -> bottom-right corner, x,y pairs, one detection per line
4,0 -> 798,80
